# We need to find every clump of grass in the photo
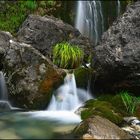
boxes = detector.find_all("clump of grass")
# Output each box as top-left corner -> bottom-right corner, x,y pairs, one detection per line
120,91 -> 140,115
25,0 -> 37,10
53,42 -> 84,69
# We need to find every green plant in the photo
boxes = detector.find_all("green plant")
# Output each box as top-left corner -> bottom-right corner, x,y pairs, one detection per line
46,0 -> 55,7
53,42 -> 84,69
25,0 -> 37,10
120,91 -> 140,115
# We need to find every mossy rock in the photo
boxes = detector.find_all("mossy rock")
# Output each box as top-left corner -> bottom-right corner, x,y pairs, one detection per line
74,67 -> 93,89
97,94 -> 128,116
81,99 -> 123,124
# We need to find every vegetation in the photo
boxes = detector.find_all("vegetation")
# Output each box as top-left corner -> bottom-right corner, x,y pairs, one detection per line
80,91 -> 140,124
0,0 -> 57,34
53,42 -> 84,69
120,91 -> 140,115
81,100 -> 123,124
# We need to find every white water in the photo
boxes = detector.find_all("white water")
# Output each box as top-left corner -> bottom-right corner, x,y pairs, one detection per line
27,73 -> 92,123
0,71 -> 8,100
0,71 -> 19,111
47,73 -> 92,111
75,0 -> 104,45
117,0 -> 121,16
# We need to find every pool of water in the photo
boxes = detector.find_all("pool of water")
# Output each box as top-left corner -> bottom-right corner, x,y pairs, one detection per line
0,111 -> 81,139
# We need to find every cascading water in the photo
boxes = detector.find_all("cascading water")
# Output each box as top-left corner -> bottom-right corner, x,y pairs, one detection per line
47,73 -> 92,111
117,0 -> 121,16
0,71 -> 18,111
75,0 -> 104,45
0,71 -> 8,100
28,73 -> 92,123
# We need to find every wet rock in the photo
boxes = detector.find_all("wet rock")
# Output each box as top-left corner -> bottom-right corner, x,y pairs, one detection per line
0,31 -> 65,109
16,15 -> 93,64
74,67 -> 93,90
92,1 -> 140,95
121,117 -> 140,139
73,115 -> 133,139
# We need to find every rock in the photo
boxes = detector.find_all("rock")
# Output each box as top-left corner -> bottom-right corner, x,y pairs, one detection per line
16,15 -> 93,64
0,31 -> 65,109
121,116 -> 140,139
74,67 -> 93,90
73,115 -> 133,139
92,1 -> 140,95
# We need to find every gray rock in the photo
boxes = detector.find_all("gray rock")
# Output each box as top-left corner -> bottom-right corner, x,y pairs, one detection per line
73,115 -> 133,139
17,15 -> 93,64
0,31 -> 65,109
92,2 -> 140,95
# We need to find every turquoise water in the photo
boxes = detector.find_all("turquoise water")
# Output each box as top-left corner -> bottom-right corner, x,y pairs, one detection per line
0,111 -> 80,139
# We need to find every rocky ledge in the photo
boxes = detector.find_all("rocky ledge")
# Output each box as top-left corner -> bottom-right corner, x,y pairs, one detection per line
92,1 -> 140,95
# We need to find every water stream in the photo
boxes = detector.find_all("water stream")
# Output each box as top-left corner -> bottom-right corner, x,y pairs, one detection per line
117,0 -> 121,16
0,72 -> 92,138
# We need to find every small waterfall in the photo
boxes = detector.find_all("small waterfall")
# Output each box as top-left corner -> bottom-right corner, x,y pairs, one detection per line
117,0 -> 121,16
75,0 -> 104,45
0,71 -> 18,111
47,73 -> 92,111
0,71 -> 8,100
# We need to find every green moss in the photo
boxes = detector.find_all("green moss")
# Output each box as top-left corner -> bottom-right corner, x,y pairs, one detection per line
81,100 -> 123,124
74,67 -> 93,89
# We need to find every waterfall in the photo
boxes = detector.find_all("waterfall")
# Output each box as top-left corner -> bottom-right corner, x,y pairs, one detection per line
117,0 -> 121,16
0,71 -> 8,100
0,71 -> 18,111
47,73 -> 92,111
75,0 -> 104,45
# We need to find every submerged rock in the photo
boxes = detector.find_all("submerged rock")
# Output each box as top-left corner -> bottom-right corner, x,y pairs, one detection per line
92,1 -> 140,95
73,115 -> 133,139
0,31 -> 65,109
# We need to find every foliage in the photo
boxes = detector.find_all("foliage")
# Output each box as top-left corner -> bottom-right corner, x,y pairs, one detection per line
25,0 -> 37,10
53,42 -> 84,69
0,0 -> 58,34
120,91 -> 140,115
46,0 -> 55,7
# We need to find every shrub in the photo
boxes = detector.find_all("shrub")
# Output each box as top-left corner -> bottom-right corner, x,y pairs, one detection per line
53,42 -> 84,69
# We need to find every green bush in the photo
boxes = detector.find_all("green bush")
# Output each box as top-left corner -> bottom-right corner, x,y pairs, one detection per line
53,42 -> 84,69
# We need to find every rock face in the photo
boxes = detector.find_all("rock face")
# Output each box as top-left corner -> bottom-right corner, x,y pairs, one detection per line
17,15 -> 93,63
73,115 -> 133,139
92,2 -> 140,95
0,31 -> 65,109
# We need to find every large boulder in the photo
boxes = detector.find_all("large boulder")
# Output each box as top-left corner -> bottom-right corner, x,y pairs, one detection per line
92,2 -> 140,95
0,31 -> 65,109
73,115 -> 133,139
16,15 -> 93,63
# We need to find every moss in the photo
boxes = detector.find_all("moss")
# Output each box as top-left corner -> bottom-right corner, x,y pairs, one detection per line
98,94 -> 127,115
72,121 -> 89,138
81,100 -> 123,124
74,67 -> 93,89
